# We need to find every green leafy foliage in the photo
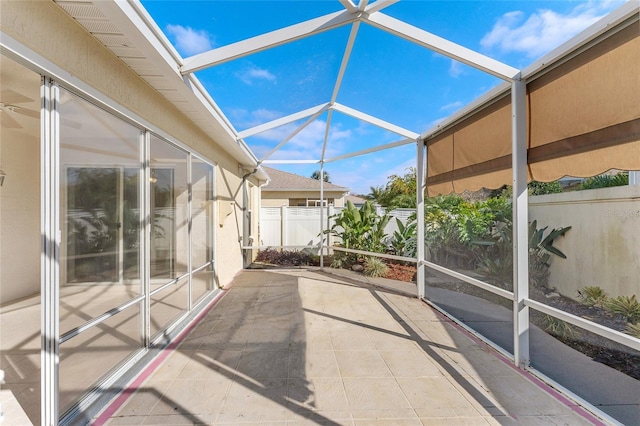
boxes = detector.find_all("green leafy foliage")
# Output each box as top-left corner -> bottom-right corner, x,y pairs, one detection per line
580,172 -> 629,190
606,295 -> 640,323
367,167 -> 417,209
363,257 -> 389,278
543,315 -> 576,339
325,201 -> 390,255
528,181 -> 563,195
625,322 -> 640,339
577,286 -> 608,307
390,216 -> 417,258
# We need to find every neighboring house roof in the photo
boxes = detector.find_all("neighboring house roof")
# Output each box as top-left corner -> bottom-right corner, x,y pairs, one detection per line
344,195 -> 368,205
262,167 -> 349,193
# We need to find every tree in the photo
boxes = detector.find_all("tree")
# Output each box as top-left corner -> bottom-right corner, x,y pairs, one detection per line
311,170 -> 330,182
367,167 -> 417,209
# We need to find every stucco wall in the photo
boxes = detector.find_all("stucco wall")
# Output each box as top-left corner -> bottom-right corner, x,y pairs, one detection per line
1,0 -> 250,292
529,186 -> 640,300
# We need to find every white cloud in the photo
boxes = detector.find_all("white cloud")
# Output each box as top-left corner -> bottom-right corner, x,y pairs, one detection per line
449,60 -> 465,78
440,101 -> 463,112
481,2 -> 618,58
166,24 -> 213,56
248,118 -> 351,161
236,65 -> 277,85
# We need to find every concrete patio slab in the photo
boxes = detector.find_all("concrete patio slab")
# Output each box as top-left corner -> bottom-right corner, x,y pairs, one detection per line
97,270 -> 599,425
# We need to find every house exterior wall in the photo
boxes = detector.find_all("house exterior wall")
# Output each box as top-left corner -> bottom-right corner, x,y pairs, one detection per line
1,0 -> 249,288
0,122 -> 40,302
529,185 -> 640,300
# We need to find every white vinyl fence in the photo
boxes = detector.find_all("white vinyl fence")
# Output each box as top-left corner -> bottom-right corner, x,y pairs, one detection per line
259,206 -> 415,250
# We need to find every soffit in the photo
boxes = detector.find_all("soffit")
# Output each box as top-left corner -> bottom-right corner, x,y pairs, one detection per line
53,0 -> 261,173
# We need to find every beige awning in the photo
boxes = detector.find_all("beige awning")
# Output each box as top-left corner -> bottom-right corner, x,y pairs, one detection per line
425,21 -> 640,197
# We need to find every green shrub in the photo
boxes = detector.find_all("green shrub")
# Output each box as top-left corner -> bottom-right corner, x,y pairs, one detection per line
543,315 -> 576,339
324,201 -> 390,256
606,295 -> 640,323
625,323 -> 640,339
363,257 -> 389,278
577,286 -> 608,307
255,249 -> 313,266
580,172 -> 628,190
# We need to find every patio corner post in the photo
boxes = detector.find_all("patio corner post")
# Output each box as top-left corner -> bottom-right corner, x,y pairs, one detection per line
41,76 -> 60,426
511,76 -> 530,369
416,139 -> 426,299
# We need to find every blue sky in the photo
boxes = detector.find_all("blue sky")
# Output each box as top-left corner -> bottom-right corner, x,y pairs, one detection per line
141,0 -> 626,195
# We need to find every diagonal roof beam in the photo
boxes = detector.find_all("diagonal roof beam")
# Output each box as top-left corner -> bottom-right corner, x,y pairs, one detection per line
321,22 -> 361,162
325,138 -> 414,163
357,0 -> 370,11
181,10 -> 358,74
364,12 -> 520,81
237,103 -> 330,139
263,160 -> 320,164
332,103 -> 419,139
339,0 -> 358,13
259,106 -> 329,163
365,0 -> 400,15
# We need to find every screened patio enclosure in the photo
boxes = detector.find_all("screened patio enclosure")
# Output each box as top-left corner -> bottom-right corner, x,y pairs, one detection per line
1,0 -> 639,425
170,0 -> 639,423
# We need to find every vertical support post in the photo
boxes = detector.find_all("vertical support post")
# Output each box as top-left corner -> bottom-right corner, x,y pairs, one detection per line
242,174 -> 250,268
416,140 -> 426,299
41,77 -> 59,426
319,162 -> 325,269
143,131 -> 151,348
512,76 -> 530,369
187,153 -> 193,310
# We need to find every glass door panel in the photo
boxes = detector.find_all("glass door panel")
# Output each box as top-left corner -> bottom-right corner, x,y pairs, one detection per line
66,167 -> 120,283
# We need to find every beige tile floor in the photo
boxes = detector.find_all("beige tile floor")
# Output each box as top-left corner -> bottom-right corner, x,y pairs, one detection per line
99,270 -> 597,425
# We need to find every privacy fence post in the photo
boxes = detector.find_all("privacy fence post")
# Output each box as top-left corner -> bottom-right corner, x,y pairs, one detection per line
512,76 -> 530,368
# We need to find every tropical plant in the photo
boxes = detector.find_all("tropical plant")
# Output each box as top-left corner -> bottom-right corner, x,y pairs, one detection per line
324,201 -> 390,263
625,322 -> 640,339
543,315 -> 576,339
390,216 -> 417,257
363,256 -> 389,278
605,295 -> 640,323
577,286 -> 608,307
474,220 -> 571,289
580,172 -> 628,190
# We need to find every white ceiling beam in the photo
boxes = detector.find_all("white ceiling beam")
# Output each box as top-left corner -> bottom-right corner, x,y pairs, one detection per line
332,103 -> 419,139
263,160 -> 320,164
259,107 -> 328,163
331,22 -> 360,103
364,0 -> 399,15
357,0 -> 370,11
237,103 -> 330,139
325,138 -> 414,163
320,109 -> 335,162
181,10 -> 357,74
364,12 -> 520,81
339,0 -> 358,13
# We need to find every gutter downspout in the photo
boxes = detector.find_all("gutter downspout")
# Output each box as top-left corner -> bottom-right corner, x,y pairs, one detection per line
242,168 -> 259,268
